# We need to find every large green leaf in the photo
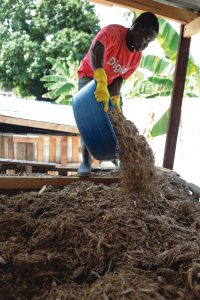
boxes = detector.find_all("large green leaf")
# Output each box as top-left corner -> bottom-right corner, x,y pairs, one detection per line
150,109 -> 169,137
158,18 -> 200,76
148,76 -> 173,87
52,82 -> 74,98
146,91 -> 171,98
157,19 -> 178,63
140,55 -> 173,76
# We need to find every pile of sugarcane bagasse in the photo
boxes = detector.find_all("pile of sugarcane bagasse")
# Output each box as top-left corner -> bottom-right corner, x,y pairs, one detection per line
0,111 -> 200,300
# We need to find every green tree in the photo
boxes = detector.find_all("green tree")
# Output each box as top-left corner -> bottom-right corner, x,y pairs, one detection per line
41,57 -> 78,105
0,0 -> 99,99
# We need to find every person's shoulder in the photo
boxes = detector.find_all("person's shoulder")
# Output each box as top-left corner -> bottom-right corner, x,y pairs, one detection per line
101,24 -> 127,35
101,24 -> 127,33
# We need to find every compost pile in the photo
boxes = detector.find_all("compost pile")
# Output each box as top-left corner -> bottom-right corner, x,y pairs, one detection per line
1,114 -> 200,300
108,110 -> 157,192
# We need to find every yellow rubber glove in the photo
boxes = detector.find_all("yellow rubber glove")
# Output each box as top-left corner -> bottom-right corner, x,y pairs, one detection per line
111,95 -> 121,112
93,68 -> 110,112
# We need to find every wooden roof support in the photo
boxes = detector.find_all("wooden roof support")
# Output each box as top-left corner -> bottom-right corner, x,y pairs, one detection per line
163,25 -> 191,170
0,115 -> 79,134
184,16 -> 200,37
90,0 -> 199,24
0,176 -> 119,190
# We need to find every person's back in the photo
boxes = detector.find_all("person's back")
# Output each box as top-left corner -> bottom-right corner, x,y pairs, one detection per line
76,12 -> 159,177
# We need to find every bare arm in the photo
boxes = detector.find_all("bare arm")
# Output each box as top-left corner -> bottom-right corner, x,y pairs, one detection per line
108,76 -> 123,96
90,41 -> 105,70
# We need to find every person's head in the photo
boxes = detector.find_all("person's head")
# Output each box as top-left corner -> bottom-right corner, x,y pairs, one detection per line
126,12 -> 159,52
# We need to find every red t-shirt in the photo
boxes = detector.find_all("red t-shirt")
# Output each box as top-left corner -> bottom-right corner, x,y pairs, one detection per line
78,24 -> 142,85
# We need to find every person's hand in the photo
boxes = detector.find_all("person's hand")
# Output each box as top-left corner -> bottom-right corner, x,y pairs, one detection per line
111,95 -> 121,112
94,68 -> 110,112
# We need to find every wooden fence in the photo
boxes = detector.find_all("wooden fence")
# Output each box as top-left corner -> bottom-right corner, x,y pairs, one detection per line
0,134 -> 99,166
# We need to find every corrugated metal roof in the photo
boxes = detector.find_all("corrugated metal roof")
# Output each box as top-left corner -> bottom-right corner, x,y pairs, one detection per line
0,96 -> 78,135
154,0 -> 200,12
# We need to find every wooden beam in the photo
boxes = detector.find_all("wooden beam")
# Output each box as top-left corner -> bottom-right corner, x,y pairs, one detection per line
13,136 -> 39,143
184,16 -> 200,37
0,176 -> 119,190
90,0 -> 199,24
163,25 -> 191,170
0,158 -> 56,168
0,115 -> 79,134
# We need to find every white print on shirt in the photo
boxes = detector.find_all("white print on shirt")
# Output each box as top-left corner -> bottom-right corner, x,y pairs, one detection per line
107,56 -> 130,74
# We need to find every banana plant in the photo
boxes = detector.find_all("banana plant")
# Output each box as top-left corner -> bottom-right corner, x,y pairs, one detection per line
40,57 -> 78,105
131,18 -> 200,138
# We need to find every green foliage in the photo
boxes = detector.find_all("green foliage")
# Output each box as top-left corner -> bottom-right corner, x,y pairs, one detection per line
149,109 -> 169,138
40,57 -> 78,105
0,0 -> 100,99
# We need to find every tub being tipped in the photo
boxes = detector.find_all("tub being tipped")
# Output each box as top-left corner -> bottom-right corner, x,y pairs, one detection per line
72,80 -> 117,161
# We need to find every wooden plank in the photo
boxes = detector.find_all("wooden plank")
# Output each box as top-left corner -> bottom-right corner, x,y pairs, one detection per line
72,136 -> 79,163
7,137 -> 14,159
184,16 -> 200,38
0,176 -> 119,190
0,115 -> 79,134
0,136 -> 6,158
13,136 -> 39,143
0,158 -> 56,168
37,136 -> 43,161
55,163 -> 115,172
49,136 -> 56,162
0,159 -> 115,173
26,143 -> 35,161
163,25 -> 191,170
16,143 -> 26,160
90,0 -> 199,24
0,136 -> 2,158
61,136 -> 68,166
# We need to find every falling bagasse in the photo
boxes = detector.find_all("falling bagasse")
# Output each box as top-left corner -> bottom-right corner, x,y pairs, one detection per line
108,110 -> 157,192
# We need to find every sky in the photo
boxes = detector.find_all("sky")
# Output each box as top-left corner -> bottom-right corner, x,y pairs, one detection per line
94,3 -> 200,66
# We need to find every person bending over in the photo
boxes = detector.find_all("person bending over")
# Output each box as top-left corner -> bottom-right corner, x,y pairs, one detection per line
77,11 -> 159,176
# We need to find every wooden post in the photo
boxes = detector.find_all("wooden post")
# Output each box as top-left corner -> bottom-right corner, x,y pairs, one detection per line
163,25 -> 191,170
49,136 -> 56,163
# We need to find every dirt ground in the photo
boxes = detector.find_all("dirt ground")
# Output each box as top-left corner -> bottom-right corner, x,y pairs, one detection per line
1,112 -> 200,300
0,168 -> 200,300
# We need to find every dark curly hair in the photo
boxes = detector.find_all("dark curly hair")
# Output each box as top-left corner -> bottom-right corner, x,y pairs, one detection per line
134,12 -> 159,33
